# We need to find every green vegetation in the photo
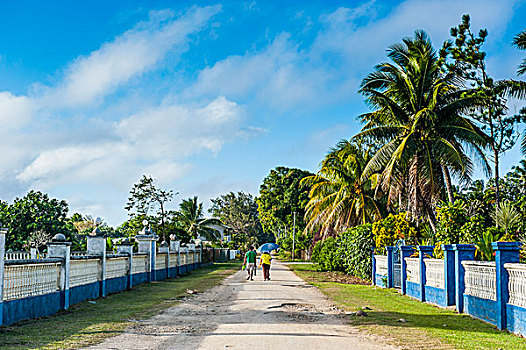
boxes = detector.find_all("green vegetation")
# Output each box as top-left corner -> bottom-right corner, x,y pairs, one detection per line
0,262 -> 239,350
289,264 -> 526,350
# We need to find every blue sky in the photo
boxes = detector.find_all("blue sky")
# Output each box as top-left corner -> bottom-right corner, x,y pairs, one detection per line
0,0 -> 525,226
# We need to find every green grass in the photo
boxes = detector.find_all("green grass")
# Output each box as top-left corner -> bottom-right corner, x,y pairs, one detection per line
0,262 -> 240,350
288,263 -> 526,350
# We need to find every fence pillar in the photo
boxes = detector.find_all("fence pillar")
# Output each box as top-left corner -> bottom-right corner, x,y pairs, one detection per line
417,246 -> 434,302
159,241 -> 169,279
493,241 -> 522,330
116,239 -> 134,289
442,244 -> 456,306
452,244 -> 476,313
400,246 -> 414,295
87,230 -> 107,297
0,227 -> 6,326
47,234 -> 72,310
170,240 -> 180,275
30,247 -> 38,259
386,246 -> 394,288
136,222 -> 158,283
371,248 -> 376,286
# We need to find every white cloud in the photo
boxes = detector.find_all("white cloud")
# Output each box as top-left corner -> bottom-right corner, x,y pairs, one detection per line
0,92 -> 35,130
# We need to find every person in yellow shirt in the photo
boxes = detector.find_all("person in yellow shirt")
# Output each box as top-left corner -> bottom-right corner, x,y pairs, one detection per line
259,251 -> 272,281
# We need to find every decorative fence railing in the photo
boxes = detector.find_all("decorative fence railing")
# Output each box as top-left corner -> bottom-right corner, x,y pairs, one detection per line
372,242 -> 526,338
462,261 -> 496,301
0,229 -> 235,327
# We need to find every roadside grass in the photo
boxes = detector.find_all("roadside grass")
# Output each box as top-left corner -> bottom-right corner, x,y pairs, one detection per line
0,262 -> 239,350
288,263 -> 526,350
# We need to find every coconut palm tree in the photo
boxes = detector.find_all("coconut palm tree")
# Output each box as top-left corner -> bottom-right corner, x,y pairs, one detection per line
356,31 -> 490,229
174,196 -> 221,240
514,29 -> 526,76
302,140 -> 382,237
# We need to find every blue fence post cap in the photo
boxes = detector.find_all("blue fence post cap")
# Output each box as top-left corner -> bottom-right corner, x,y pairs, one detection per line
386,246 -> 394,251
401,245 -> 414,251
442,244 -> 454,251
416,245 -> 434,252
491,241 -> 522,250
451,244 -> 476,251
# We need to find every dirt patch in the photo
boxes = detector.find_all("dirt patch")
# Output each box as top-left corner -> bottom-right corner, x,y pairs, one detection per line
313,270 -> 370,285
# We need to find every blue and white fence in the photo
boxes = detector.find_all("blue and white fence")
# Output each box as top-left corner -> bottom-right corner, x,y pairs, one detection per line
372,241 -> 526,336
0,229 -> 235,326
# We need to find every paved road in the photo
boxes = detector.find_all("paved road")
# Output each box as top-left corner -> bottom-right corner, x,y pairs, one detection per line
86,261 -> 396,350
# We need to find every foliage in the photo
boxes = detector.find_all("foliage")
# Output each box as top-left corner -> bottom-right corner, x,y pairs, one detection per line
209,191 -> 270,249
459,214 -> 486,244
0,190 -> 70,251
491,201 -> 520,238
356,30 -> 489,229
303,140 -> 383,238
372,213 -> 418,253
435,201 -> 468,244
475,228 -> 502,261
257,167 -> 313,239
174,196 -> 221,241
125,175 -> 175,241
312,237 -> 343,272
337,224 -> 374,279
513,29 -> 526,76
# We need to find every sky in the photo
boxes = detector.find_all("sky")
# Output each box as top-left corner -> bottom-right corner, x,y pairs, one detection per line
0,0 -> 525,226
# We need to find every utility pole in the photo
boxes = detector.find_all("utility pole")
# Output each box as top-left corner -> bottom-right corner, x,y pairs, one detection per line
292,212 -> 296,260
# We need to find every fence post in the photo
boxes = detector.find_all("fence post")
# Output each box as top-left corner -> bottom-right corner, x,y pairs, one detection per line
0,227 -> 6,326
386,246 -> 394,288
47,234 -> 72,310
417,245 -> 434,302
136,222 -> 158,282
87,229 -> 107,297
452,244 -> 476,313
170,240 -> 180,276
371,248 -> 376,286
442,244 -> 456,306
400,246 -> 414,295
159,241 -> 169,279
116,239 -> 134,289
493,241 -> 521,330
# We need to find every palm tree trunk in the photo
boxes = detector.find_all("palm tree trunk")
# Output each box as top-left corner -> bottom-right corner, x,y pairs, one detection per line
442,165 -> 454,203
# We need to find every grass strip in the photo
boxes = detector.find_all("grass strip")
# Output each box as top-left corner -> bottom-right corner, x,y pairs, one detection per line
0,262 -> 239,350
288,263 -> 526,350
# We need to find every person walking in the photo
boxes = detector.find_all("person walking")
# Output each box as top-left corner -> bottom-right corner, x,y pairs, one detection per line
259,251 -> 272,281
243,246 -> 257,281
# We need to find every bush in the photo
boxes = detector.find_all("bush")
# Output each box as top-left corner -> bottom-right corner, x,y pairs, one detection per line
372,212 -> 417,253
337,224 -> 373,280
313,237 -> 343,271
435,201 -> 468,244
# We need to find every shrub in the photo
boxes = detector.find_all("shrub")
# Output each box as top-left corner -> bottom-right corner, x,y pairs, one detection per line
372,212 -> 417,253
337,224 -> 373,279
435,201 -> 468,244
313,237 -> 343,271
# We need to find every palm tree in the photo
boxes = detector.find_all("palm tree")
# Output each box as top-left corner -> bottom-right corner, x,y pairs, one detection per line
175,196 -> 221,240
491,201 -> 521,239
514,29 -> 526,75
302,140 -> 382,237
356,31 -> 490,229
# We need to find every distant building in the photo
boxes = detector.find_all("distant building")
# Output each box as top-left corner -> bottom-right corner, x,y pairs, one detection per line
201,223 -> 231,243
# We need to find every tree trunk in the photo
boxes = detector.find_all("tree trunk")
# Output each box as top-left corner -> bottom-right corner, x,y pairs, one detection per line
442,165 -> 454,203
494,149 -> 500,206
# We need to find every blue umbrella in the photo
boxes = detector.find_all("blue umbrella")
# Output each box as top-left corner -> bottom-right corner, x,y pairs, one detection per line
257,243 -> 280,252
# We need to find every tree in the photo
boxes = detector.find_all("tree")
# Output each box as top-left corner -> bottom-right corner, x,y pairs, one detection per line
257,167 -> 313,238
174,196 -> 221,241
491,201 -> 520,239
0,190 -> 70,251
514,29 -> 526,76
357,30 -> 489,229
440,15 -> 523,205
302,140 -> 382,237
125,175 -> 175,241
209,191 -> 268,248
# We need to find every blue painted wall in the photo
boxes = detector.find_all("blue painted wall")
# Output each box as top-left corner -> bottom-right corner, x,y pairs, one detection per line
132,272 -> 148,286
424,285 -> 447,307
464,294 -> 498,326
155,269 -> 167,281
105,276 -> 128,295
168,267 -> 177,278
374,273 -> 386,287
70,282 -> 99,306
406,281 -> 420,299
2,292 -> 61,326
507,304 -> 526,336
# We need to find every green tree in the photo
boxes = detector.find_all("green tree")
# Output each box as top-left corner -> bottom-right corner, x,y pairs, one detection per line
357,30 -> 489,229
514,29 -> 526,76
257,167 -> 313,238
125,175 -> 175,242
209,191 -> 269,249
303,140 -> 382,237
174,196 -> 221,241
0,190 -> 70,251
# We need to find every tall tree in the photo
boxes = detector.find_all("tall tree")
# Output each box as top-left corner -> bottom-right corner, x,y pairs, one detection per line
257,167 -> 313,238
440,15 -> 522,204
514,29 -> 526,76
174,196 -> 221,241
125,175 -> 175,241
209,191 -> 267,247
357,30 -> 490,229
302,140 -> 382,237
